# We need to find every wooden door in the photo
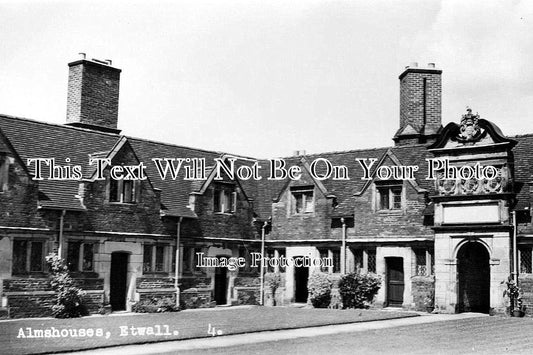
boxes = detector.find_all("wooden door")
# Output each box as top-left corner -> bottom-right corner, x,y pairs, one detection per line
110,252 -> 128,311
294,261 -> 309,303
214,262 -> 227,305
387,257 -> 404,307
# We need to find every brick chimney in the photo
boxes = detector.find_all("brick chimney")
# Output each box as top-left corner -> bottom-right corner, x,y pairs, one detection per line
66,53 -> 121,134
393,62 -> 442,146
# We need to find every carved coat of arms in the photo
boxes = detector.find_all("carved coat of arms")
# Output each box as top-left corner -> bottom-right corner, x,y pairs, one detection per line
457,108 -> 482,143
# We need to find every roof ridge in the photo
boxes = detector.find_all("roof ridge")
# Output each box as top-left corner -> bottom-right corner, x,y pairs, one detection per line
279,143 -> 431,159
0,113 -> 120,137
126,135 -> 258,160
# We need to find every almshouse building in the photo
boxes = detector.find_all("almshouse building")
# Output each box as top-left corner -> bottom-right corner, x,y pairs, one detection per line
1,57 -> 533,318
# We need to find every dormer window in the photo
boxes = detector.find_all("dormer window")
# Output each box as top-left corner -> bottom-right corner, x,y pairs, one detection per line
214,183 -> 236,213
109,179 -> 140,203
376,181 -> 402,210
291,186 -> 314,214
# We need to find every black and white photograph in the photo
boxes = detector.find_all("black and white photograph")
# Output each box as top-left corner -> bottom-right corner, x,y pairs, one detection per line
1,1 -> 533,354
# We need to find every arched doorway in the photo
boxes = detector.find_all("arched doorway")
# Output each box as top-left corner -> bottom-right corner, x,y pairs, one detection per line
457,241 -> 490,313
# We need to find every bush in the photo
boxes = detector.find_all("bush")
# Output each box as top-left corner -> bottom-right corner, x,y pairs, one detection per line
46,253 -> 88,318
339,272 -> 381,309
132,297 -> 180,313
308,272 -> 332,308
265,273 -> 282,306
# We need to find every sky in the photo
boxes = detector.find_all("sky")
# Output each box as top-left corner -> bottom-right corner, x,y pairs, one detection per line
0,0 -> 532,158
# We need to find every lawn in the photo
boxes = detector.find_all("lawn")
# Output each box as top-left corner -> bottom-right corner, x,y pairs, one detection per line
0,306 -> 416,354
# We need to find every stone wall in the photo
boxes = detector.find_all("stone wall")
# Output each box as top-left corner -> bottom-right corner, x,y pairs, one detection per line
412,275 -> 435,311
519,275 -> 533,316
270,169 -> 333,241
234,276 -> 260,306
3,277 -> 104,318
352,176 -> 431,238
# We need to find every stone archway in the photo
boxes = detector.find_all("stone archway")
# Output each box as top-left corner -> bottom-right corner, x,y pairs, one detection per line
457,241 -> 490,313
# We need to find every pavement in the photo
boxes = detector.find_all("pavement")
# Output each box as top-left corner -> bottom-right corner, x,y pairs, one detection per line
68,312 -> 489,354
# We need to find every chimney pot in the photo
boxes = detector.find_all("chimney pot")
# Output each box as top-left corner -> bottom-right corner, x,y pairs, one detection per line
427,62 -> 435,68
78,52 -> 86,60
410,62 -> 418,68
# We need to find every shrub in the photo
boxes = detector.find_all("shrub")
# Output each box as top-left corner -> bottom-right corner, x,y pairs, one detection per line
339,272 -> 381,309
308,272 -> 332,308
132,297 -> 180,313
265,273 -> 282,306
46,253 -> 88,318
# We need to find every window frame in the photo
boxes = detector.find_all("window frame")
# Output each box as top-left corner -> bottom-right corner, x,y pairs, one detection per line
291,186 -> 314,215
213,183 -> 237,214
12,239 -> 47,275
108,178 -> 140,204
143,244 -> 169,274
353,248 -> 377,274
375,181 -> 403,211
318,248 -> 341,274
519,246 -> 532,274
414,248 -> 434,276
66,240 -> 95,272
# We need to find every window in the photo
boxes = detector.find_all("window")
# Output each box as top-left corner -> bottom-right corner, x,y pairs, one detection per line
376,182 -> 402,210
319,249 -> 329,272
414,248 -> 434,276
277,249 -> 286,273
266,249 -> 275,272
291,186 -> 314,214
109,179 -> 140,203
354,249 -> 363,271
367,249 -> 376,273
318,248 -> 341,273
520,247 -> 532,274
181,246 -> 204,274
143,244 -> 166,273
352,248 -> 376,274
0,155 -> 12,192
332,249 -> 341,273
67,241 -> 94,272
13,240 -> 45,274
214,184 -> 236,213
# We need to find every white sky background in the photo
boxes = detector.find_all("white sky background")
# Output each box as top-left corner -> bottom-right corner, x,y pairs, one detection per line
0,0 -> 532,158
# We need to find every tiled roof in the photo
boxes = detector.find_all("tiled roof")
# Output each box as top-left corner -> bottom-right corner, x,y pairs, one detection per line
511,134 -> 533,210
2,113 -> 533,218
0,114 -> 120,210
127,138 -> 223,218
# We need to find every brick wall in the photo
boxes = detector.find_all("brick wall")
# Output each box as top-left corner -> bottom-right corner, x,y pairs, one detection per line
0,154 -> 48,229
519,276 -> 533,316
399,68 -> 442,136
80,146 -> 165,234
270,171 -> 333,241
3,277 -> 104,318
67,60 -> 121,131
352,180 -> 432,237
185,182 -> 258,240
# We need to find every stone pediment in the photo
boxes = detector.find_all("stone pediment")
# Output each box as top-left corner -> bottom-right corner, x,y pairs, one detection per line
429,108 -> 516,150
